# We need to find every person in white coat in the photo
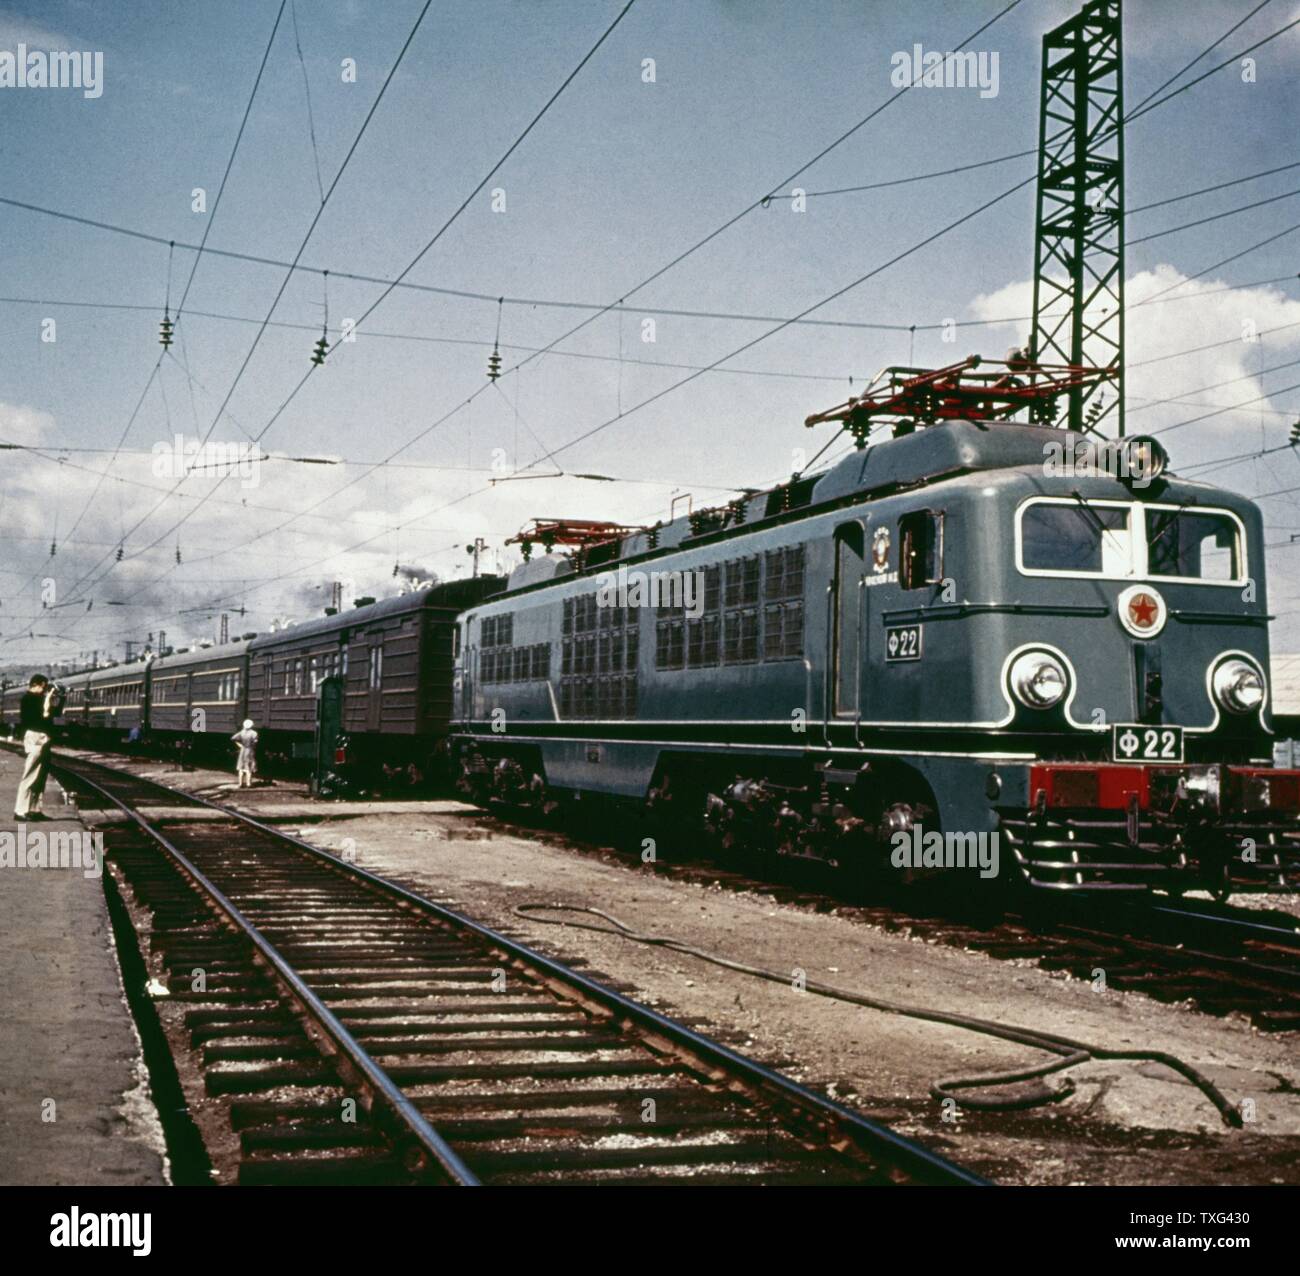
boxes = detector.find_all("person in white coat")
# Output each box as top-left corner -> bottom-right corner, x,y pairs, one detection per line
231,719 -> 259,788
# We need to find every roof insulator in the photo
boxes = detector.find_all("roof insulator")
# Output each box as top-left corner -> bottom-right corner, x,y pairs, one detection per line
487,295 -> 504,380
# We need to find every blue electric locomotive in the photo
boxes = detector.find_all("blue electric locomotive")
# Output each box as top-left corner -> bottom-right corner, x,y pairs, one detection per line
450,362 -> 1299,895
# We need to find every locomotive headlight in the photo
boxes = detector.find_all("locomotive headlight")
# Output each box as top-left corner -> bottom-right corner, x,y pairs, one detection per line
1009,651 -> 1068,709
1211,659 -> 1265,714
1121,435 -> 1168,485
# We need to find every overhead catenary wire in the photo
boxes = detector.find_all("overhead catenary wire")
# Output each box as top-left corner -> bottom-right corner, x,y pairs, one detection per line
1128,356 -> 1300,420
1128,159 -> 1300,215
1133,218 -> 1300,307
157,252 -> 1300,629
0,196 -> 1041,330
174,0 -> 288,324
1126,0 -> 1277,116
7,261 -> 1293,336
77,0 -> 1032,560
16,306 -> 1287,583
1125,6 -> 1300,126
515,175 -> 1043,476
132,0 -> 1296,596
1150,377 -> 1300,437
290,0 -> 327,206
71,0 -> 641,603
23,236 -> 1300,648
1127,186 -> 1300,247
52,0 -> 442,610
13,0 -> 1300,654
66,190 -> 1300,630
110,1 -> 1046,593
2,144 -> 1294,342
134,174 -> 1042,616
14,2 -> 289,610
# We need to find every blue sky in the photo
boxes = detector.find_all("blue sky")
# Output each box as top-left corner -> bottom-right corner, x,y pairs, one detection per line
1,0 -> 1299,666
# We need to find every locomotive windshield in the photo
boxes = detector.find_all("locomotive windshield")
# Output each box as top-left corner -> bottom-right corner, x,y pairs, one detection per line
1020,502 -> 1133,575
1017,498 -> 1244,583
1145,508 -> 1239,581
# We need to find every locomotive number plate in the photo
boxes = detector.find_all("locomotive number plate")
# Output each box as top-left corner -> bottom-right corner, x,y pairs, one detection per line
1111,724 -> 1184,763
885,624 -> 922,662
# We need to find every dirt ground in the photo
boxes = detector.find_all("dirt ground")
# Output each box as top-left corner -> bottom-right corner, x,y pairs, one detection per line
76,754 -> 1300,1187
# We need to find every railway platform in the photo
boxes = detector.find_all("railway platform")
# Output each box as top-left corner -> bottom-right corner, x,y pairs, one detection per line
0,749 -> 165,1185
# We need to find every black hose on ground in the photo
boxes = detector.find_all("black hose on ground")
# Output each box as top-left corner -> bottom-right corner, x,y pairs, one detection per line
513,902 -> 1242,1128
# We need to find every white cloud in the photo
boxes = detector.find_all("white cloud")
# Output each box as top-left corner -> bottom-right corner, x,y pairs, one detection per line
0,399 -> 56,446
0,392 -> 674,663
7,263 -> 1300,664
970,266 -> 1300,447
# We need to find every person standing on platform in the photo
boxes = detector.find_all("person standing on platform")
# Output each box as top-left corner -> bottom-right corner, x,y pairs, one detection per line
14,674 -> 63,821
231,719 -> 259,788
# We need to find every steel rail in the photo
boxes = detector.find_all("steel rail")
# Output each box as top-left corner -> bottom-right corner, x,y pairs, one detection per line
48,746 -> 985,1187
63,760 -> 479,1185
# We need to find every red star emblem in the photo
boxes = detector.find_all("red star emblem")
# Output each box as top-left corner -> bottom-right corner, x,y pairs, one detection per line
1128,592 -> 1159,628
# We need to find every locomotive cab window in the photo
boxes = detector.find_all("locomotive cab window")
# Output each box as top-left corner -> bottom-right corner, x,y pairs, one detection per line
899,510 -> 942,590
1145,508 -> 1240,582
1019,500 -> 1133,576
1018,498 -> 1245,584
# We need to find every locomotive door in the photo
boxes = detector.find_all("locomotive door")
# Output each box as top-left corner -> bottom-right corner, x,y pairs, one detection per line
459,617 -> 474,723
831,522 -> 866,719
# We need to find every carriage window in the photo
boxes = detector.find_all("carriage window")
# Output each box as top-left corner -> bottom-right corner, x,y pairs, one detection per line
899,511 -> 942,590
1020,502 -> 1133,576
1145,509 -> 1240,581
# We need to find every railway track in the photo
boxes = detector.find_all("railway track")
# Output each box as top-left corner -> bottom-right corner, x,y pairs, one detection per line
35,748 -> 982,1187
